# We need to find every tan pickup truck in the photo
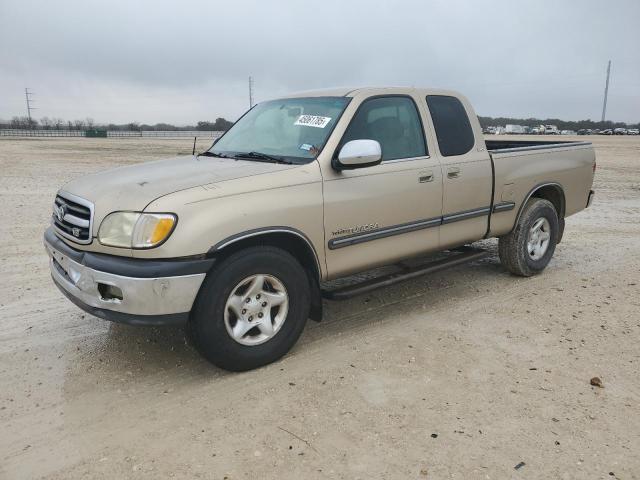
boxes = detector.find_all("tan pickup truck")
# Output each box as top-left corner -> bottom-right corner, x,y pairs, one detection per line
44,87 -> 596,370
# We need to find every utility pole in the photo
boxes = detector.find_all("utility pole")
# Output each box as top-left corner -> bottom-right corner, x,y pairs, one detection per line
248,76 -> 254,109
25,88 -> 35,128
601,60 -> 611,122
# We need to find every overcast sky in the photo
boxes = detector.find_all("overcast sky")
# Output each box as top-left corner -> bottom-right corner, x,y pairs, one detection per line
1,0 -> 639,124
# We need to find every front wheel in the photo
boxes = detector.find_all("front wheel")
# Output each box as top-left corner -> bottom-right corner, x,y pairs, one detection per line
189,246 -> 310,371
498,198 -> 559,277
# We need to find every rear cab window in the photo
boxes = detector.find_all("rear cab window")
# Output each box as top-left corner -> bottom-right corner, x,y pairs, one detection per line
340,96 -> 427,161
426,95 -> 475,157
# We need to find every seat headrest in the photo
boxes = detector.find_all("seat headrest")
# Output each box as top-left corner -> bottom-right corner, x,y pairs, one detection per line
369,117 -> 404,139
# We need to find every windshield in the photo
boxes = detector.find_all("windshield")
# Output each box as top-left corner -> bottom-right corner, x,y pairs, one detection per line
209,96 -> 351,164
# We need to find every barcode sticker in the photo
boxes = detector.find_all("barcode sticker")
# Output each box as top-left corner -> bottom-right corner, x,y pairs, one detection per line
294,115 -> 332,128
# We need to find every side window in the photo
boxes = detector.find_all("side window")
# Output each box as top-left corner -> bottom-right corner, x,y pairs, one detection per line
341,96 -> 427,161
426,95 -> 475,157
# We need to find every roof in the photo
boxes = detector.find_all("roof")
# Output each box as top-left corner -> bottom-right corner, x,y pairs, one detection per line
280,87 -> 359,98
274,86 -> 462,99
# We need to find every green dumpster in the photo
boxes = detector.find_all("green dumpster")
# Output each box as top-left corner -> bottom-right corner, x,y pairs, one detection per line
85,129 -> 107,138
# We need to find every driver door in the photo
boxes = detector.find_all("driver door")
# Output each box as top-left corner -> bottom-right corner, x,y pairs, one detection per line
321,95 -> 443,279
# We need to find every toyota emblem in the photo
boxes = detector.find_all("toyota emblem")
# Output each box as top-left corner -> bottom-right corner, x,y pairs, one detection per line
54,203 -> 67,222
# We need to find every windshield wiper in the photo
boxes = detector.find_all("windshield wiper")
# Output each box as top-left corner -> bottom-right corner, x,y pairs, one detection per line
197,151 -> 231,158
232,151 -> 294,164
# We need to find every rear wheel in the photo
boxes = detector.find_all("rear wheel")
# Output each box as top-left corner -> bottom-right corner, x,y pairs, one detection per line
189,246 -> 310,371
498,198 -> 559,277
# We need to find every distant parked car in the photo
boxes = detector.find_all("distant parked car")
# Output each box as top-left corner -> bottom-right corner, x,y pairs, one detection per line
505,124 -> 526,134
600,129 -> 613,135
627,128 -> 639,135
592,129 -> 601,134
544,125 -> 559,135
577,129 -> 589,135
614,128 -> 627,135
560,130 -> 576,135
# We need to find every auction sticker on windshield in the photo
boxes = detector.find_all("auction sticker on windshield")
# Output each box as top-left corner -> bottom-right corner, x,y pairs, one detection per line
294,115 -> 332,128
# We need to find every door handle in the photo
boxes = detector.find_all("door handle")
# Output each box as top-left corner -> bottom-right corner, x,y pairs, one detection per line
419,171 -> 434,183
447,167 -> 461,179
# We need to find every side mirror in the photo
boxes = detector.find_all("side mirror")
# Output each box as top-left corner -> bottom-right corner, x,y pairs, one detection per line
333,139 -> 382,171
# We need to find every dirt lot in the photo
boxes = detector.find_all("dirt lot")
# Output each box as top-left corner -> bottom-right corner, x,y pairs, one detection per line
0,135 -> 639,479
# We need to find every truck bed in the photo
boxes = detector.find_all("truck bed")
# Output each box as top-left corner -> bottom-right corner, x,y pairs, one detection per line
486,139 -> 590,152
486,138 -> 595,238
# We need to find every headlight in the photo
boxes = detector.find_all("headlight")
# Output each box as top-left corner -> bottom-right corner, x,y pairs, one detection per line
98,212 -> 177,248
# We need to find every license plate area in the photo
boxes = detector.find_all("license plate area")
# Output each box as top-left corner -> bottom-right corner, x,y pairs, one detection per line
47,245 -> 82,285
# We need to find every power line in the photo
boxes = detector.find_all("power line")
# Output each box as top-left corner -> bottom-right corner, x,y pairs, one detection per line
25,88 -> 36,128
248,76 -> 254,109
601,60 -> 611,122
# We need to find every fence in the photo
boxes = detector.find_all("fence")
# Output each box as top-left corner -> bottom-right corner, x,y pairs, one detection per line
0,129 -> 224,139
1,129 -> 85,137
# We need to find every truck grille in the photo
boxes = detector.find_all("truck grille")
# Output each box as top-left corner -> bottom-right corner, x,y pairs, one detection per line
52,192 -> 94,244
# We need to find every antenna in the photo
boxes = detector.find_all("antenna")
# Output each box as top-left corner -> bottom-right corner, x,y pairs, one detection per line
25,88 -> 36,128
248,76 -> 254,109
601,60 -> 611,122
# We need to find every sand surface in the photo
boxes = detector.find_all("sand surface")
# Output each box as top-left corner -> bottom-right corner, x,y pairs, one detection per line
1,135 -> 639,479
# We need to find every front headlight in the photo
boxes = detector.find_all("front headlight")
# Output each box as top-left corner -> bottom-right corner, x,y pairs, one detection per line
98,212 -> 177,248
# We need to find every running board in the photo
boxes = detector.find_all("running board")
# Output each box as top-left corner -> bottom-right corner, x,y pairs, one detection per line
321,247 -> 489,301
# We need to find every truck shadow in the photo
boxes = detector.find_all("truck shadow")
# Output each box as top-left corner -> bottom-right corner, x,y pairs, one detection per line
101,322 -> 219,375
310,254 -> 505,338
90,244 -> 504,377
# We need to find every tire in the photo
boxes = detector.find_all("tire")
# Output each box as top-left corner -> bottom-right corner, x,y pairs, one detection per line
498,198 -> 559,277
189,246 -> 310,371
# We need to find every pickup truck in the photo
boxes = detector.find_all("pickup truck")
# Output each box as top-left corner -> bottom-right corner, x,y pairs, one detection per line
44,87 -> 596,371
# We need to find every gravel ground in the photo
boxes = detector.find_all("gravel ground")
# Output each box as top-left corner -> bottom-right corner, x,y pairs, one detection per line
0,135 -> 638,479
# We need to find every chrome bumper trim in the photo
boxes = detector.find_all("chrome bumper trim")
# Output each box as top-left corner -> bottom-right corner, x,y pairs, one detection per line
45,239 -> 205,316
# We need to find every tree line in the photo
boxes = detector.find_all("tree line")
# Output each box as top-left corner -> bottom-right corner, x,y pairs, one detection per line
1,116 -> 234,131
4,114 -> 638,132
478,116 -> 640,130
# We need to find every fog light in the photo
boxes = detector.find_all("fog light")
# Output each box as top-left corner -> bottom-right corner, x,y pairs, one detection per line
98,283 -> 123,301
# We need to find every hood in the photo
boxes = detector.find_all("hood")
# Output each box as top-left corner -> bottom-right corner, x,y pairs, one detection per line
62,155 -> 296,221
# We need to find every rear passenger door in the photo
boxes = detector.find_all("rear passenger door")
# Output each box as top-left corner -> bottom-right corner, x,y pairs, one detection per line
425,95 -> 493,248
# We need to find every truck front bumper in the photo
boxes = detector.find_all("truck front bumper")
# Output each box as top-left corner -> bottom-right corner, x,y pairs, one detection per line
44,227 -> 214,326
